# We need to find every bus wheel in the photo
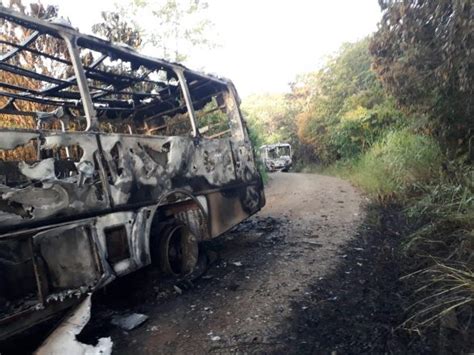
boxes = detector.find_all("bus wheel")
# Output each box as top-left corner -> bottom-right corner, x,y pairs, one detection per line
152,221 -> 199,277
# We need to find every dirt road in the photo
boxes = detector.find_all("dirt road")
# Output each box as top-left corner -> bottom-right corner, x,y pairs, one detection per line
77,172 -> 364,354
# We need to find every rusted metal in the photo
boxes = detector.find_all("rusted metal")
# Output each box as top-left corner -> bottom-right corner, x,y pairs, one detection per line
28,238 -> 46,305
0,6 -> 265,340
63,35 -> 97,131
260,143 -> 293,172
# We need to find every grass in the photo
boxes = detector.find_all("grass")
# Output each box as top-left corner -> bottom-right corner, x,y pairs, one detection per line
400,165 -> 474,335
330,130 -> 443,200
322,130 -> 473,347
402,261 -> 474,332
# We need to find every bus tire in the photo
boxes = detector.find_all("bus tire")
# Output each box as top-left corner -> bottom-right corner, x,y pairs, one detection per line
151,220 -> 199,277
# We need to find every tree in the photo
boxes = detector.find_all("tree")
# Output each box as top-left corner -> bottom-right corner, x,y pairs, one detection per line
290,39 -> 404,164
242,92 -> 319,167
242,93 -> 293,144
2,0 -> 58,18
0,0 -> 70,129
92,11 -> 142,48
370,0 -> 473,158
148,0 -> 215,62
93,0 -> 217,62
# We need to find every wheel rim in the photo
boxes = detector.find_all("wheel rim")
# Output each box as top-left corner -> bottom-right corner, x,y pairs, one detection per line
159,223 -> 198,276
167,225 -> 184,275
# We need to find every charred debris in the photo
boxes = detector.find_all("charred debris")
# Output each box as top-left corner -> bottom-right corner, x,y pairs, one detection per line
0,6 -> 265,342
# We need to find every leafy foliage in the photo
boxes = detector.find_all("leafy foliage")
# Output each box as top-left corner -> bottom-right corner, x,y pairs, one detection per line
289,39 -> 405,164
370,0 -> 473,158
92,11 -> 142,48
148,0 -> 215,62
236,2 -> 473,340
346,130 -> 442,199
93,0 -> 217,62
242,93 -> 295,144
0,0 -> 70,129
241,92 -> 316,167
4,0 -> 58,18
400,163 -> 474,334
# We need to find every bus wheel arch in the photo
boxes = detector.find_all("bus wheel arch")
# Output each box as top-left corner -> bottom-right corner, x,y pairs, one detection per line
148,190 -> 209,276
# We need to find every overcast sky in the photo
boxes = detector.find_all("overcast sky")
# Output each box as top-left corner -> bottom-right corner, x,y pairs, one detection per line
49,0 -> 382,97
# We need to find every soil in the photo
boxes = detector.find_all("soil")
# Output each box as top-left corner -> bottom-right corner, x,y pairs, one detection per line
81,171 -> 371,353
2,172 -> 434,354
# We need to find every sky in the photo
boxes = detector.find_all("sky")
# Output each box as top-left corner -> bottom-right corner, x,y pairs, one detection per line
48,0 -> 382,97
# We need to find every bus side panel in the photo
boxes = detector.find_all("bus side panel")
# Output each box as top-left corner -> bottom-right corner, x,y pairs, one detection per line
0,130 -> 108,229
0,220 -> 112,341
205,138 -> 265,238
95,208 -> 154,276
99,134 -> 238,207
205,181 -> 264,238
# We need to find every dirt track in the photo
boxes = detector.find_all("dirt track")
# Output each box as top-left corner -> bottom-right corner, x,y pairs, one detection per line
79,172 -> 364,354
3,172 -> 433,354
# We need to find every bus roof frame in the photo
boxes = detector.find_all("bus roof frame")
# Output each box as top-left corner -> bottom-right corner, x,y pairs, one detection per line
0,6 -> 237,134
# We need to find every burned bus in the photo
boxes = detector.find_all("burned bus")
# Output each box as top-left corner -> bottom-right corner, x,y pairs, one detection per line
260,143 -> 292,172
0,7 -> 265,340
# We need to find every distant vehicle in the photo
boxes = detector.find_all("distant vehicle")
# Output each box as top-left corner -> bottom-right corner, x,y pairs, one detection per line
260,143 -> 292,172
0,7 -> 265,340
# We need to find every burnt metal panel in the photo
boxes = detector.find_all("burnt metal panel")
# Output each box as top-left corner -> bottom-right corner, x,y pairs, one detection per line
0,6 -> 266,341
0,131 -> 107,228
33,225 -> 101,293
104,225 -> 130,264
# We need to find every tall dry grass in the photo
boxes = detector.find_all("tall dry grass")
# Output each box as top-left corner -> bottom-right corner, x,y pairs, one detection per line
327,130 -> 473,341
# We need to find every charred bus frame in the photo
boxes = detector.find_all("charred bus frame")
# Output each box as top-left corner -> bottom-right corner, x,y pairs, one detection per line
0,7 -> 265,340
260,143 -> 292,172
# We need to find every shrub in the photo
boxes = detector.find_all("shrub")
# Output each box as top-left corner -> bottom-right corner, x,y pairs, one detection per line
401,165 -> 474,336
349,130 -> 442,199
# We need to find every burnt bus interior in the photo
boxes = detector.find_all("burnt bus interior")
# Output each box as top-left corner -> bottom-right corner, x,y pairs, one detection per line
0,13 -> 247,223
0,21 -> 234,137
0,8 -> 264,340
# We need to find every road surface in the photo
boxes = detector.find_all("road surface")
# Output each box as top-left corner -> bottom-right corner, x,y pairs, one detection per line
79,172 -> 364,354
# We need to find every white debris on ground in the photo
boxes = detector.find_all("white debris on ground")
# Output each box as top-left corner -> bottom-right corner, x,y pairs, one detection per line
35,295 -> 112,355
173,285 -> 183,295
111,313 -> 149,331
207,331 -> 221,342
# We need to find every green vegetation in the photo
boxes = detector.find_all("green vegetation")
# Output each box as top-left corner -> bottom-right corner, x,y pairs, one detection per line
244,38 -> 408,167
371,0 -> 473,159
1,0 -> 471,346
242,93 -> 299,154
293,39 -> 404,165
343,130 -> 443,198
243,0 -> 473,344
93,0 -> 217,62
401,164 -> 474,334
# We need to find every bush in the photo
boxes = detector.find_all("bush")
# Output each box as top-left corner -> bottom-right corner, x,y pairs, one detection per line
329,100 -> 407,162
348,130 -> 442,199
370,0 -> 473,156
329,131 -> 473,342
246,124 -> 269,184
401,164 -> 474,337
